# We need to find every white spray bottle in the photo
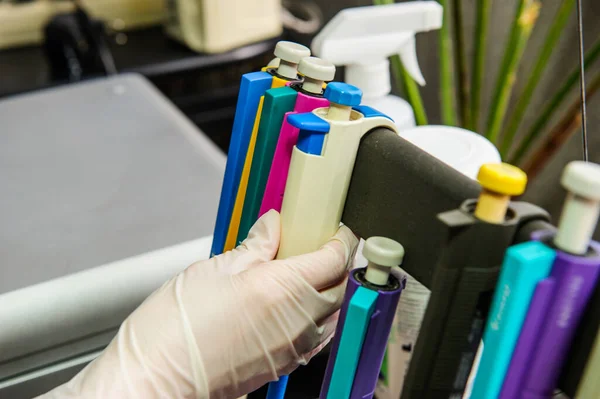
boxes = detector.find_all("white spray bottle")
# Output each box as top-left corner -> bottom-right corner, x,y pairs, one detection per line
311,1 -> 443,130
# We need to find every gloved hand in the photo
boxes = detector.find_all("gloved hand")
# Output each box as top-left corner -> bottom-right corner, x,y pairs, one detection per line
39,210 -> 358,399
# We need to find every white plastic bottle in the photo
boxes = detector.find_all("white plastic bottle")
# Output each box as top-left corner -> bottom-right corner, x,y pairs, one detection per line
311,1 -> 443,131
400,125 -> 502,180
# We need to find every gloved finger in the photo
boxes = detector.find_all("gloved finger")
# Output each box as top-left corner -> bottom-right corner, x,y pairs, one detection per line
279,224 -> 358,291
190,210 -> 281,276
301,311 -> 340,364
313,277 -> 348,321
278,311 -> 340,377
237,209 -> 281,258
234,261 -> 347,327
270,267 -> 348,330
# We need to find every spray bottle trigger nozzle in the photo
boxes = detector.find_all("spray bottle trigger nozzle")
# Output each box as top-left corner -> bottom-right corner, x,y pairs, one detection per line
398,35 -> 426,86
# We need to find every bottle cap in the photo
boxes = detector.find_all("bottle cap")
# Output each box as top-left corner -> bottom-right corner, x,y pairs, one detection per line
274,41 -> 311,64
477,163 -> 527,196
324,82 -> 362,106
363,236 -> 405,267
298,57 -> 336,81
561,161 -> 600,200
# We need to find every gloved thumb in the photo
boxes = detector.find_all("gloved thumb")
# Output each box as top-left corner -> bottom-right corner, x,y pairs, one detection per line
281,225 -> 359,291
202,210 -> 281,275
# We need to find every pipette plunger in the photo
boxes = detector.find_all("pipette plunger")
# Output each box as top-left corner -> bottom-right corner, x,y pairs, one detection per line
474,163 -> 527,224
554,161 -> 600,255
363,237 -> 405,286
274,41 -> 311,79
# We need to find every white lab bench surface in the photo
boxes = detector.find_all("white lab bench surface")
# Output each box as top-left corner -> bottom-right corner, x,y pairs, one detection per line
0,74 -> 225,398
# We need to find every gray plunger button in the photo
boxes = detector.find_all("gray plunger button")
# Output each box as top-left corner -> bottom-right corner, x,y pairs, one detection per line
298,56 -> 336,94
274,41 -> 311,79
363,236 -> 405,285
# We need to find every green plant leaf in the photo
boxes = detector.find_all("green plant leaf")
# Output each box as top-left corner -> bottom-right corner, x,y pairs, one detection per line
486,0 -> 541,145
510,38 -> 600,165
522,72 -> 600,178
453,0 -> 470,128
439,0 -> 457,126
500,0 -> 576,158
470,0 -> 493,132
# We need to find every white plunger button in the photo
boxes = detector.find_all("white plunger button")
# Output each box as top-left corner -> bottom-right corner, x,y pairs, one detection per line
561,161 -> 600,200
363,236 -> 405,285
274,41 -> 311,64
298,57 -> 336,81
555,161 -> 600,255
267,58 -> 281,68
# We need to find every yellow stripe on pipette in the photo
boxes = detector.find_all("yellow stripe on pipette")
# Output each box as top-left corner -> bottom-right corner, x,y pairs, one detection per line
224,97 -> 265,251
223,77 -> 291,251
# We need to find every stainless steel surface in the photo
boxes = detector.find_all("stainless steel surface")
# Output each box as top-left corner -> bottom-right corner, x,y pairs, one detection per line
0,73 -> 224,294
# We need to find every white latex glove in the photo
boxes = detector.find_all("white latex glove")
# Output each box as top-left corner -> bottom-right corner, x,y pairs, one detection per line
39,210 -> 358,399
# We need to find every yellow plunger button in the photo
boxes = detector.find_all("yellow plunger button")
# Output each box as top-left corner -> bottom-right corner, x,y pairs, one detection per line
474,163 -> 527,224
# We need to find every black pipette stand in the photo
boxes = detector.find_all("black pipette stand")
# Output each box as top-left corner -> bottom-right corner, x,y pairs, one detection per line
340,128 -> 563,397
400,199 -> 547,399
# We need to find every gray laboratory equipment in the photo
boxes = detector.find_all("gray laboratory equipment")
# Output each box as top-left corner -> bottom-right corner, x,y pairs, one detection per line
0,74 -> 225,398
